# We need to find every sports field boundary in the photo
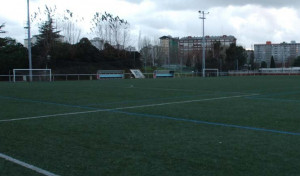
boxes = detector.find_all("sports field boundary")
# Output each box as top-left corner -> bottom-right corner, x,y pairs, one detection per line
0,153 -> 59,176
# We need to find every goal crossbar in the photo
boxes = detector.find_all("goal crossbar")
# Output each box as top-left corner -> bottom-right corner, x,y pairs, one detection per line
13,69 -> 52,82
203,68 -> 219,77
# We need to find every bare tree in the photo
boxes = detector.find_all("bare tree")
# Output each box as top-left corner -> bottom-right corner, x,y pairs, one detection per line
121,23 -> 131,48
91,12 -> 106,42
139,35 -> 166,67
109,15 -> 121,47
140,36 -> 153,67
91,12 -> 130,49
152,38 -> 164,67
60,10 -> 83,44
31,5 -> 58,28
32,5 -> 83,44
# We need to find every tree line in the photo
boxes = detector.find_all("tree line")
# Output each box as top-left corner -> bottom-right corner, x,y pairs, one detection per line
0,6 -> 141,76
3,5 -> 300,77
0,36 -> 142,76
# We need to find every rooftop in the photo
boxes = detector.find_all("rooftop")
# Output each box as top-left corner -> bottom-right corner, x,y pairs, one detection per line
180,35 -> 236,40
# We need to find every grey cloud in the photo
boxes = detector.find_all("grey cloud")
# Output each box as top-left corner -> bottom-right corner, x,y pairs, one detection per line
0,17 -> 27,43
127,0 -> 300,10
133,13 -> 177,30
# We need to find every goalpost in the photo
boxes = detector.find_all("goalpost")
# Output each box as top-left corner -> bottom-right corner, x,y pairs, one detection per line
13,69 -> 52,82
203,68 -> 219,77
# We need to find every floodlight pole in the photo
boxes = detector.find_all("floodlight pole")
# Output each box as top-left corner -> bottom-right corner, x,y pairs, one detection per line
199,11 -> 209,78
27,0 -> 33,82
282,43 -> 285,69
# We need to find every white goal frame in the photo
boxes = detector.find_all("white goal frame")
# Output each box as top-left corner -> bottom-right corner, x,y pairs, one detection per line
13,69 -> 52,82
203,68 -> 219,77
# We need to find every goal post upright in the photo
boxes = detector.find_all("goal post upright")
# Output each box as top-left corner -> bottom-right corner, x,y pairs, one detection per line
13,69 -> 16,83
27,0 -> 33,82
49,69 -> 52,82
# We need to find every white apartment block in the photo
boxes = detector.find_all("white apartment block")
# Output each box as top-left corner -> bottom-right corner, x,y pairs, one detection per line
254,41 -> 300,67
24,35 -> 65,48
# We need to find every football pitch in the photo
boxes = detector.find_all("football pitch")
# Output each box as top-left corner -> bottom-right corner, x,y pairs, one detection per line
0,76 -> 300,176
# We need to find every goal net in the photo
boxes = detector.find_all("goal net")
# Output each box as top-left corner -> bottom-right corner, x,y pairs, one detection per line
203,69 -> 219,77
13,69 -> 52,82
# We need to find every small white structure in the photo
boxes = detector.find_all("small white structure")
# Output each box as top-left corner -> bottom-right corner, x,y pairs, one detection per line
130,69 -> 145,78
90,37 -> 105,50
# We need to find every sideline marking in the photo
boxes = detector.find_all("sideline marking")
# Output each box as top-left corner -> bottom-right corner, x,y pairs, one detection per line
0,94 -> 258,123
126,86 -> 246,94
0,153 -> 59,176
248,97 -> 300,103
98,84 -> 247,94
114,111 -> 300,136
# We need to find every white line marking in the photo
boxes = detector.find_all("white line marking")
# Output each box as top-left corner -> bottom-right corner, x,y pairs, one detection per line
0,153 -> 59,176
0,94 -> 258,123
127,86 -> 203,92
104,85 -> 247,94
127,86 -> 247,94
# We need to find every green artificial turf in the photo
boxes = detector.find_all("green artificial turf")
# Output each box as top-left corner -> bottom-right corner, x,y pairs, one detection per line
0,76 -> 300,176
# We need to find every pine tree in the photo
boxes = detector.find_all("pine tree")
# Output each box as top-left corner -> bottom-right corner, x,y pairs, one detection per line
261,61 -> 267,68
36,17 -> 61,56
293,56 -> 300,66
270,56 -> 276,68
33,15 -> 62,68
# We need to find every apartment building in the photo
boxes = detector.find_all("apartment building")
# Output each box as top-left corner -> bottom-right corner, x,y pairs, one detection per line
159,36 -> 179,65
178,35 -> 236,66
254,41 -> 300,67
179,35 -> 236,51
159,35 -> 236,67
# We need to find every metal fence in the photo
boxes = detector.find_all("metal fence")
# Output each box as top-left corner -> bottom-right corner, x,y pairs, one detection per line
1,70 -> 299,82
0,72 -> 205,82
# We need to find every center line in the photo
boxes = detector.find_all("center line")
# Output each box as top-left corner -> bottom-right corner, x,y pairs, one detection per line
0,94 -> 258,123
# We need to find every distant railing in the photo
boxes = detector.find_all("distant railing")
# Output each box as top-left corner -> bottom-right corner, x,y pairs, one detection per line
1,70 -> 299,82
0,72 -> 203,81
228,69 -> 300,76
0,75 -> 13,82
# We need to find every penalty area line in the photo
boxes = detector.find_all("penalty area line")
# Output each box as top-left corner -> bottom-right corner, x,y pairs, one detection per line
0,93 -> 258,123
0,153 -> 59,176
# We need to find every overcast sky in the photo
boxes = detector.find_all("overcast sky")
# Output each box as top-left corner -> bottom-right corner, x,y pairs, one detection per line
1,0 -> 300,49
